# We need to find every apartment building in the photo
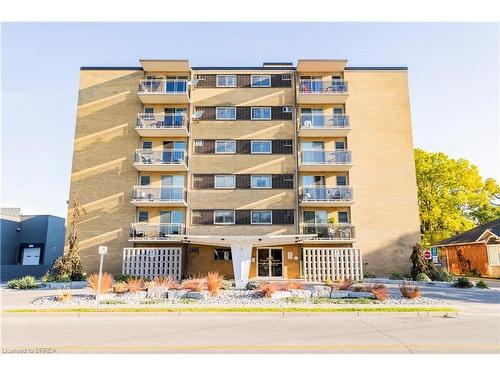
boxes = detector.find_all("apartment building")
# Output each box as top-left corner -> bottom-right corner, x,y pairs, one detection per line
68,59 -> 420,287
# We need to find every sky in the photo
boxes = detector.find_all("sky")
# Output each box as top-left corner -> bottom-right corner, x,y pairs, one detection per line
1,22 -> 499,218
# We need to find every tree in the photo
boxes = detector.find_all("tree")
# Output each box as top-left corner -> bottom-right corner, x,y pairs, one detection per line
51,191 -> 87,280
415,148 -> 500,246
409,243 -> 430,279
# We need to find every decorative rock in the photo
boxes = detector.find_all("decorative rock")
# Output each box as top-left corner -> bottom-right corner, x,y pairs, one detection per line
97,293 -> 117,301
290,289 -> 312,298
124,291 -> 147,300
348,291 -> 375,299
147,286 -> 169,299
186,291 -> 208,300
167,290 -> 188,299
330,291 -> 350,299
270,291 -> 292,300
304,285 -> 331,298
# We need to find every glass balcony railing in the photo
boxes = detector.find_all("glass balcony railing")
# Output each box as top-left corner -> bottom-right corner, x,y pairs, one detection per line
138,79 -> 188,94
301,150 -> 352,165
136,113 -> 188,129
301,186 -> 353,202
300,114 -> 350,129
300,223 -> 355,240
132,186 -> 186,203
129,223 -> 185,240
299,79 -> 348,94
134,149 -> 186,165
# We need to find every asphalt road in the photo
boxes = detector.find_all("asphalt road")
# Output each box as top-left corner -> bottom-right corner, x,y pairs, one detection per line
2,311 -> 499,353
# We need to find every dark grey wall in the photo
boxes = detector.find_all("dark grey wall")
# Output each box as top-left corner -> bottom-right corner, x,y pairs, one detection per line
1,218 -> 21,265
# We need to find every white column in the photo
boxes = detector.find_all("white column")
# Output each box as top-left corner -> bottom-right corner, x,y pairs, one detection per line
230,240 -> 254,289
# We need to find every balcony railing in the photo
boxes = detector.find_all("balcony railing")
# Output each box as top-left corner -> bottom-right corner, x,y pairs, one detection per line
130,223 -> 185,240
301,186 -> 353,202
301,223 -> 355,240
134,149 -> 186,165
136,113 -> 188,129
301,150 -> 352,165
132,186 -> 186,203
138,79 -> 188,94
299,79 -> 348,94
300,114 -> 349,129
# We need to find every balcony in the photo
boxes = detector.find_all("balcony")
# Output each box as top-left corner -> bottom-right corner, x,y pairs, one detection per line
298,115 -> 350,137
297,79 -> 348,104
135,113 -> 189,137
300,150 -> 352,171
137,79 -> 190,104
300,186 -> 354,207
129,223 -> 185,242
131,186 -> 187,207
300,223 -> 355,244
133,149 -> 188,171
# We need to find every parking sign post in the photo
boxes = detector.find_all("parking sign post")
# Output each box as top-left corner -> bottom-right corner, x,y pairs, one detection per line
95,245 -> 108,310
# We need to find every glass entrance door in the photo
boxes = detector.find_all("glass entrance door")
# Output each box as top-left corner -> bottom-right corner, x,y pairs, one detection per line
257,248 -> 283,277
160,175 -> 184,201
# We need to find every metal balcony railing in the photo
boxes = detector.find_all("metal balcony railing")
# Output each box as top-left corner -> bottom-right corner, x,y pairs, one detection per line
300,114 -> 350,129
134,149 -> 186,165
130,223 -> 185,240
299,79 -> 348,94
138,79 -> 188,94
301,150 -> 352,165
132,186 -> 186,203
300,223 -> 355,240
136,113 -> 188,129
301,186 -> 353,202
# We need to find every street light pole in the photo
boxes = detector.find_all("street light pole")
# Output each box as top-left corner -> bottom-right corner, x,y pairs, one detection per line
95,246 -> 107,310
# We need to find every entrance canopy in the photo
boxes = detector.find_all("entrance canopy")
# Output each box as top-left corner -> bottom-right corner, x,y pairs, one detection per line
167,234 -> 317,288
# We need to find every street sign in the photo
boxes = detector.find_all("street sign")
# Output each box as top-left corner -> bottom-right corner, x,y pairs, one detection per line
431,247 -> 438,256
424,250 -> 432,260
98,246 -> 108,255
432,255 -> 439,263
434,263 -> 442,267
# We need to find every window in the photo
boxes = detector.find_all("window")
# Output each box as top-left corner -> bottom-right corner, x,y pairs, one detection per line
336,176 -> 347,186
214,175 -> 235,189
282,74 -> 291,80
251,140 -> 272,154
215,140 -> 236,154
338,211 -> 349,223
144,107 -> 154,113
251,210 -> 272,224
214,249 -> 232,261
333,107 -> 344,114
216,75 -> 236,87
335,141 -> 346,150
251,175 -> 272,189
487,245 -> 500,266
142,141 -> 152,149
283,106 -> 292,113
195,140 -> 204,147
138,211 -> 149,222
140,176 -> 151,186
216,107 -> 236,120
251,107 -> 271,120
214,210 -> 235,224
251,75 -> 271,87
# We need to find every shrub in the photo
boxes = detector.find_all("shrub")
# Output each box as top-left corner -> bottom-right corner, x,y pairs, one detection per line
399,282 -> 421,299
87,273 -> 113,294
415,273 -> 431,282
281,296 -> 307,303
429,269 -> 453,282
353,285 -> 365,292
181,276 -> 207,292
207,272 -> 224,296
246,281 -> 258,290
40,271 -> 56,283
475,280 -> 489,289
453,277 -> 473,288
467,269 -> 481,277
363,271 -> 377,279
258,282 -> 281,298
100,299 -> 126,305
152,276 -> 178,289
58,274 -> 71,283
284,281 -> 304,291
179,297 -> 198,304
7,275 -> 38,289
56,291 -> 73,302
114,274 -> 133,283
410,243 -> 432,280
221,280 -> 233,290
368,283 -> 389,301
338,278 -> 354,290
389,272 -> 403,280
112,282 -> 129,294
126,277 -> 145,292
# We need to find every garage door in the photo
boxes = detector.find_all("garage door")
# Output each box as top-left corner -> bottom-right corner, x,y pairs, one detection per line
22,248 -> 41,265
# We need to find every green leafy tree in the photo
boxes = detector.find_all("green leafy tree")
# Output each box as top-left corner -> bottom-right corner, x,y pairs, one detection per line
415,148 -> 500,246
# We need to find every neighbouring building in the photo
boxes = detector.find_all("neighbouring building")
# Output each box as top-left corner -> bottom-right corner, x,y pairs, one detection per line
435,219 -> 500,277
0,208 -> 65,281
66,59 -> 420,287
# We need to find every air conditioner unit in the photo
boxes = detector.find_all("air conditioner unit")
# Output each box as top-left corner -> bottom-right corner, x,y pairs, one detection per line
303,120 -> 313,128
192,110 -> 204,120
